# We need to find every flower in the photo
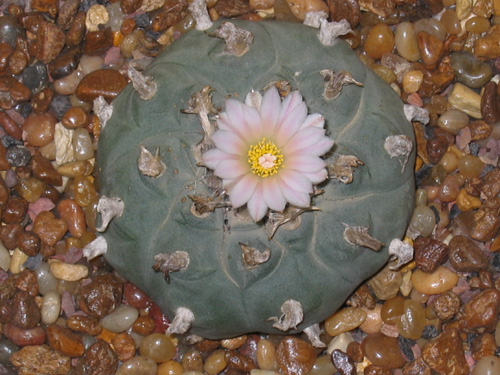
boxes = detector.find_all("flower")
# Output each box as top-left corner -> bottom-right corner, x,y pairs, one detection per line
202,86 -> 334,222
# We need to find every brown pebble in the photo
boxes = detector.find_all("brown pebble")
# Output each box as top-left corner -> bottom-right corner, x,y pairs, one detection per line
46,324 -> 85,357
31,87 -> 55,113
62,106 -> 90,129
480,168 -> 500,200
225,350 -> 257,372
2,196 -> 28,224
22,112 -> 57,147
214,0 -> 251,17
364,364 -> 392,375
471,333 -> 497,362
0,174 -> 9,205
75,68 -> 127,103
151,0 -> 189,32
32,0 -> 58,17
77,340 -> 118,375
66,11 -> 86,46
8,48 -> 28,75
57,198 -> 87,238
276,337 -> 316,375
421,329 -> 469,375
347,284 -> 376,309
361,333 -> 406,369
182,349 -> 204,372
131,314 -> 156,336
328,0 -> 360,27
10,344 -> 71,374
0,42 -> 13,73
66,314 -> 103,336
413,237 -> 449,272
447,235 -> 489,272
11,291 -> 41,329
402,358 -> 431,375
3,323 -> 46,346
417,31 -> 443,69
112,332 -> 136,362
123,282 -> 152,310
80,273 -> 123,318
474,25 -> 500,60
14,269 -> 39,297
48,46 -> 81,80
31,154 -> 63,186
57,0 -> 81,30
426,135 -> 449,164
460,288 -> 500,331
430,290 -> 461,321
16,230 -> 40,257
83,28 -> 114,56
0,107 -> 22,140
195,339 -> 221,353
346,341 -> 364,363
0,75 -> 31,110
33,211 -> 68,247
34,21 -> 65,64
481,81 -> 500,124
470,198 -> 500,242
367,264 -> 402,300
417,67 -> 454,97
1,223 -> 23,250
468,120 -> 492,140
0,298 -> 12,324
121,0 -> 144,14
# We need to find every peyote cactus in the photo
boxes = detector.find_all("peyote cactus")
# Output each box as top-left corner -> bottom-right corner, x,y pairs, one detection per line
96,19 -> 416,339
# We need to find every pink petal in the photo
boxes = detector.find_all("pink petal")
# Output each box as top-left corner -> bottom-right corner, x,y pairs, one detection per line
279,169 -> 313,194
224,99 -> 254,137
202,148 -> 230,169
303,169 -> 328,184
247,183 -> 268,221
275,102 -> 308,145
278,179 -> 311,207
282,127 -> 332,155
227,173 -> 259,208
300,113 -> 325,129
279,91 -> 303,122
214,159 -> 248,180
260,86 -> 281,137
286,155 -> 326,173
212,130 -> 246,155
262,177 -> 287,212
242,105 -> 264,140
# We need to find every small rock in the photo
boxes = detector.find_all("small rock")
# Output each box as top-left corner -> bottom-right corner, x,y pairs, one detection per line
417,31 -> 443,69
80,273 -> 123,318
75,69 -> 127,103
421,329 -> 469,375
448,82 -> 482,119
46,324 -> 85,357
430,291 -> 461,322
34,21 -> 65,64
470,198 -> 500,242
413,237 -> 449,272
367,264 -> 403,300
11,291 -> 41,329
33,211 -> 68,247
112,332 -> 136,362
361,333 -> 406,369
471,333 -> 497,362
447,235 -> 489,272
3,323 -> 46,346
276,337 -> 316,375
480,81 -> 500,124
10,345 -> 70,374
459,288 -> 500,331
66,315 -> 103,336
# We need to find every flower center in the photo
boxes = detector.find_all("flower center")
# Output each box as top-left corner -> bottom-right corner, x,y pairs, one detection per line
248,138 -> 284,178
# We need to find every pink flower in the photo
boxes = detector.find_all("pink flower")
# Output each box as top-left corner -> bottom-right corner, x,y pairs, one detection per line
202,86 -> 334,222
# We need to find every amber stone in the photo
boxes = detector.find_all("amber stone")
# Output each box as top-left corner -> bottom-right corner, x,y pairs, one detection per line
364,23 -> 395,59
361,333 -> 406,369
75,69 -> 127,103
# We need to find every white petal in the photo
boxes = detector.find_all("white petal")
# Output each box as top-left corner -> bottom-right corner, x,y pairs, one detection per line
279,91 -> 303,122
214,159 -> 248,179
260,86 -> 281,136
287,155 -> 326,173
303,169 -> 328,184
247,183 -> 268,221
227,174 -> 259,208
279,169 -> 314,194
224,99 -> 253,138
202,148 -> 229,169
300,113 -> 325,129
283,127 -> 329,155
275,102 -> 308,146
212,130 -> 246,155
242,105 -> 264,140
262,177 -> 287,212
278,179 -> 311,207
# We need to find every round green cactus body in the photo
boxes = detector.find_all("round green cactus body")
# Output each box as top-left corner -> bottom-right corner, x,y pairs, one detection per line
97,19 -> 415,339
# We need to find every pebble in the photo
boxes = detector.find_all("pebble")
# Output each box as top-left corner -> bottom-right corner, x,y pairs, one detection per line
460,288 -> 500,331
3,324 -> 46,346
46,324 -> 85,357
458,154 -> 484,178
66,315 -> 103,336
481,82 -> 500,124
285,0 -> 329,21
80,273 -> 123,318
40,290 -> 61,324
79,55 -> 105,76
21,61 -> 48,94
139,333 -> 176,363
49,259 -> 88,281
276,337 -> 316,375
9,248 -> 28,275
22,112 -> 57,147
53,69 -> 83,96
58,198 -> 87,237
73,128 -> 95,160
395,299 -> 426,339
308,355 -> 336,375
406,205 -> 436,238
75,68 -> 127,103
451,52 -> 493,89
112,332 -> 136,362
116,356 -> 158,375
100,304 -> 139,333
83,28 -> 114,56
448,235 -> 489,271
33,211 -> 68,246
411,266 -> 458,294
360,333 -> 406,369
86,4 -> 110,32
402,70 -> 424,93
364,23 -> 395,60
413,237 -> 449,273
473,355 -> 500,375
0,243 -> 10,271
35,261 -> 58,295
448,83 -> 482,119
472,333 -> 497,361
330,349 -> 355,375
367,264 -> 402,300
440,9 -> 461,35
474,25 -> 500,60
430,290 -> 461,321
437,109 -> 470,135
395,22 -> 420,62
0,16 -> 25,48
10,344 -> 70,374
78,339 -> 118,375
325,307 -> 367,336
422,329 -> 469,375
0,337 -> 19,366
11,291 -> 41,329
48,47 -> 82,80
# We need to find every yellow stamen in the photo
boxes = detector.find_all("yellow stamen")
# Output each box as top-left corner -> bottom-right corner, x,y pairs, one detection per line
248,138 -> 284,178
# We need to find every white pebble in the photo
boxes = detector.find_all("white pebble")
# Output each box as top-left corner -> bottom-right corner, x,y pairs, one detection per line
36,262 -> 59,295
0,243 -> 10,271
9,248 -> 28,274
101,305 -> 139,333
49,260 -> 89,281
41,290 -> 61,324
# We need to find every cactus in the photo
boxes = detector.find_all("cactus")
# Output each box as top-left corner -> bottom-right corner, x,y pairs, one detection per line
96,19 -> 415,339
